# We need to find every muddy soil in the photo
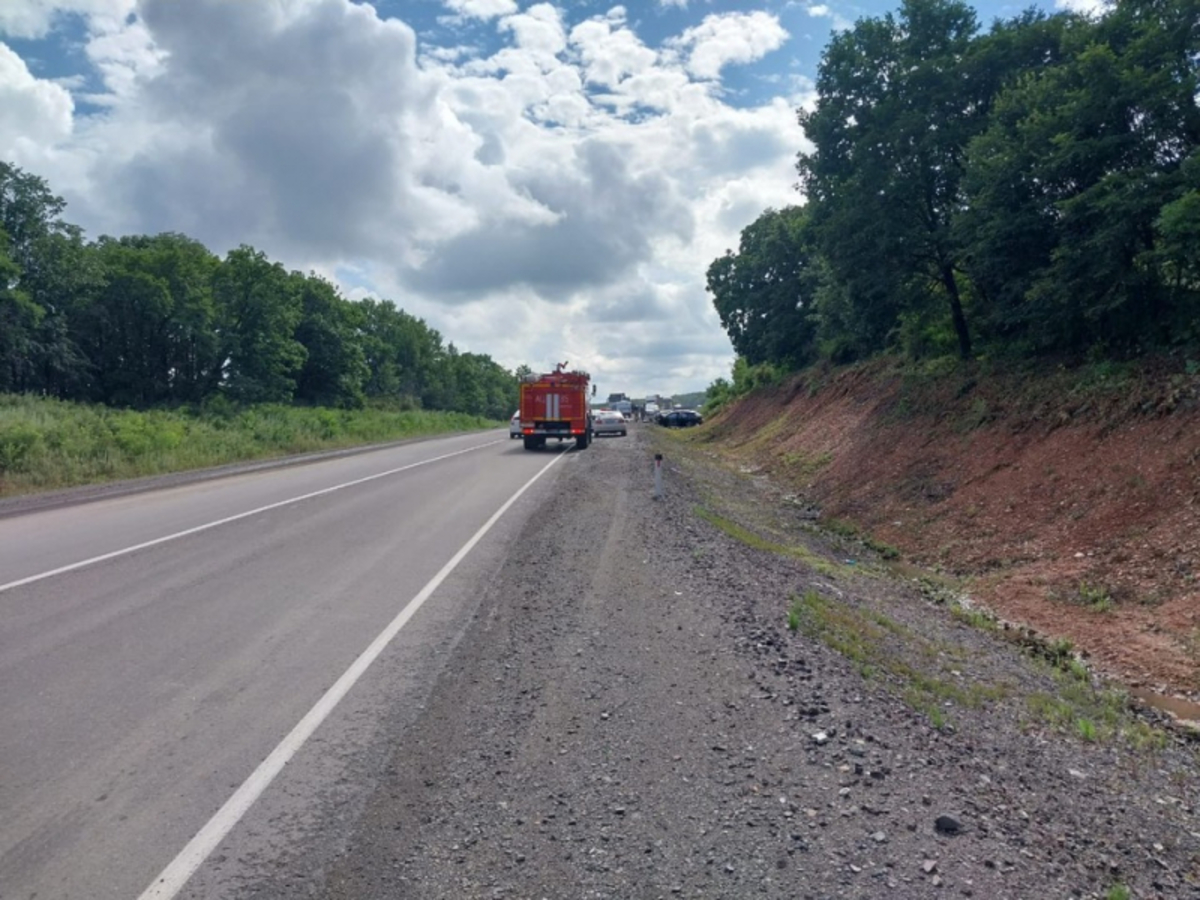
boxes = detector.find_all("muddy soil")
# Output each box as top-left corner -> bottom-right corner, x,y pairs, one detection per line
313,427 -> 1198,900
701,360 -> 1200,699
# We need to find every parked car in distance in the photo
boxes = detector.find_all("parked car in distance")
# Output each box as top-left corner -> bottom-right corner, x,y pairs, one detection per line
509,410 -> 522,438
592,410 -> 627,436
659,409 -> 703,428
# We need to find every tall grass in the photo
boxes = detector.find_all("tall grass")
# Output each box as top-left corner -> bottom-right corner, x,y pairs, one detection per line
0,394 -> 500,497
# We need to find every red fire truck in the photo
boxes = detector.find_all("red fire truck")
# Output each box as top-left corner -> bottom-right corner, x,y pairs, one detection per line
518,363 -> 593,451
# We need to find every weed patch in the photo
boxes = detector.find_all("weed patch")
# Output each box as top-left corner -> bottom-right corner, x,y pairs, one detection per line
780,449 -> 833,481
1077,582 -> 1115,613
820,517 -> 901,561
949,602 -> 998,631
788,589 -> 1008,729
1024,668 -> 1168,750
695,506 -> 844,577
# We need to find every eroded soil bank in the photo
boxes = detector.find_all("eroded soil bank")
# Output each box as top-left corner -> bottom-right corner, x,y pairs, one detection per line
697,359 -> 1200,700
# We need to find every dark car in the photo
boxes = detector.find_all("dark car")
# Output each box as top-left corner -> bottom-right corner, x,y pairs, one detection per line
659,409 -> 703,428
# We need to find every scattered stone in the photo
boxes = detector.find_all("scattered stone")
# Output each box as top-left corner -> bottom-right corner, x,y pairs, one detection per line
923,859 -> 939,874
935,815 -> 962,836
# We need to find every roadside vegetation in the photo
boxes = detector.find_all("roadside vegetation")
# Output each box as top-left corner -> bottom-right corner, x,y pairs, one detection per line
703,0 -> 1198,411
0,394 -> 497,498
0,160 -> 519,419
659,428 -> 1178,753
0,161 -> 522,495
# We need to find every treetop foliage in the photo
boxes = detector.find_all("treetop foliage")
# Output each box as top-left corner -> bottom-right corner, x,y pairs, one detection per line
0,161 -> 518,419
707,0 -> 1200,380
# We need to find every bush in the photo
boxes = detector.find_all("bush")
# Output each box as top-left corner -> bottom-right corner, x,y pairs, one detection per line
0,422 -> 43,474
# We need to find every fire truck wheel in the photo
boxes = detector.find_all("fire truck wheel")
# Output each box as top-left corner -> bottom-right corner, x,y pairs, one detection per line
576,432 -> 590,450
523,436 -> 540,451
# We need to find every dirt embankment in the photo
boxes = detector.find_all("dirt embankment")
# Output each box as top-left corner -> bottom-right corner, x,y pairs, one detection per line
700,359 -> 1200,697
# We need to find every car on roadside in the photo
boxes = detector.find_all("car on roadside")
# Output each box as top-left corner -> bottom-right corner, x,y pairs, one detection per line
659,409 -> 703,428
592,410 -> 627,437
509,410 -> 522,438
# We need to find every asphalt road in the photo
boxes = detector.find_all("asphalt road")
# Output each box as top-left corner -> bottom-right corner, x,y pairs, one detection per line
0,430 -> 573,900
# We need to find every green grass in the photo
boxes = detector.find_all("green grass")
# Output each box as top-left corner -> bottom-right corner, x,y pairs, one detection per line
695,505 -> 846,577
780,449 -> 833,481
1024,668 -> 1168,750
1077,582 -> 1115,613
787,589 -> 1008,729
949,602 -> 998,631
1077,717 -> 1098,742
821,517 -> 901,560
1105,884 -> 1131,900
0,394 -> 500,497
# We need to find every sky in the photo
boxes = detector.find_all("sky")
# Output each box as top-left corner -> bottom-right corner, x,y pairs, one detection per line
0,0 -> 1097,399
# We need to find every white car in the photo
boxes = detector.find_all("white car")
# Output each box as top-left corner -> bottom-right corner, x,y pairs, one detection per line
592,410 -> 627,437
509,411 -> 522,439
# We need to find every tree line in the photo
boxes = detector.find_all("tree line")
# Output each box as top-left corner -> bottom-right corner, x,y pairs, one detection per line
0,162 -> 518,419
708,0 -> 1199,373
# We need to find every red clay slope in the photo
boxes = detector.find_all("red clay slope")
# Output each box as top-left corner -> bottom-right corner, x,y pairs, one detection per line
703,358 -> 1200,696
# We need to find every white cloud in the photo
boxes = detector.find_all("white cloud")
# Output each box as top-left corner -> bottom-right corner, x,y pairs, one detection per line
569,13 -> 658,89
441,0 -> 518,21
0,43 -> 73,162
670,11 -> 789,80
4,0 -> 811,396
0,0 -> 134,39
1054,0 -> 1111,14
804,4 -> 853,33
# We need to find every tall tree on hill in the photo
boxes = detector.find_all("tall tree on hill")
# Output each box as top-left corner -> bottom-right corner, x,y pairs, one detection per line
958,0 -> 1200,351
706,206 -> 820,368
798,0 -> 984,360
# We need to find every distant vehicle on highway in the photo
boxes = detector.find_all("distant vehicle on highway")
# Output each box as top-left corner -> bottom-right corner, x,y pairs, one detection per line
592,410 -> 628,436
659,409 -> 703,428
509,411 -> 521,438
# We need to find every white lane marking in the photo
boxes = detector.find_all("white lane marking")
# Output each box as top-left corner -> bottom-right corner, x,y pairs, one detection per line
137,449 -> 567,900
0,439 -> 504,595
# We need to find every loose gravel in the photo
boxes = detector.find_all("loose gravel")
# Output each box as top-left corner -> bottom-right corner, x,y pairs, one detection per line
317,427 -> 1199,900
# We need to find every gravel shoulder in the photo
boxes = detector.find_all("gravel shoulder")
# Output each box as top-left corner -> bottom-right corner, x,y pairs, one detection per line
318,426 -> 1200,900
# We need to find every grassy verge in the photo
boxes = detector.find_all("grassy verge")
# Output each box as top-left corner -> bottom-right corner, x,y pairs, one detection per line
788,588 -> 1008,729
694,505 -> 847,578
0,394 -> 500,497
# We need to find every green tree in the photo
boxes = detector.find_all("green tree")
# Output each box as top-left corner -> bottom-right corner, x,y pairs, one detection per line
0,226 -> 44,393
356,298 -> 444,406
0,162 -> 96,396
76,234 -> 221,406
798,0 -> 986,359
959,0 -> 1200,351
706,206 -> 820,367
293,273 -> 368,408
212,246 -> 306,403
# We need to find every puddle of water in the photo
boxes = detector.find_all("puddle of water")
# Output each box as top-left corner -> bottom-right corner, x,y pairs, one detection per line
1131,687 -> 1200,725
